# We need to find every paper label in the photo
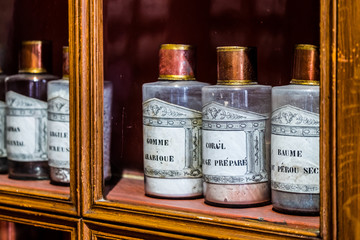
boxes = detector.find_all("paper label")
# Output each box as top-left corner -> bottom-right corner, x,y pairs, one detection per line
143,98 -> 202,178
6,91 -> 47,162
0,101 -> 6,157
202,102 -> 268,184
271,105 -> 320,193
48,96 -> 70,169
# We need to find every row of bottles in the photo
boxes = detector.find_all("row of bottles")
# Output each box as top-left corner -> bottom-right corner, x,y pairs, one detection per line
0,41 -> 113,185
142,44 -> 319,215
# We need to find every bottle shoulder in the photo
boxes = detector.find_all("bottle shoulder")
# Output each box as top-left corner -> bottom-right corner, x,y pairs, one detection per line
5,73 -> 59,82
202,84 -> 272,91
272,84 -> 319,93
143,80 -> 209,88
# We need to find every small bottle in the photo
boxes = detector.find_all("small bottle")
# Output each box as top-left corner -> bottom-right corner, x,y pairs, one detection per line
142,44 -> 208,198
5,41 -> 58,180
202,46 -> 271,206
0,67 -> 7,173
47,46 -> 70,185
271,44 -> 320,215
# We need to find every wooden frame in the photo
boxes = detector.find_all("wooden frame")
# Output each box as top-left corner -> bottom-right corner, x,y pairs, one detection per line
0,0 -> 79,217
76,0 -> 360,239
0,205 -> 80,240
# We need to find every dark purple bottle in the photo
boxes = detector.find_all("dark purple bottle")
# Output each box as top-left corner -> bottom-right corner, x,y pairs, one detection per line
5,41 -> 58,180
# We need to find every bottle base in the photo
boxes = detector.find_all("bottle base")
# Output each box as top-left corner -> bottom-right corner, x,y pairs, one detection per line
8,160 -> 49,180
0,157 -> 8,174
50,167 -> 70,185
145,177 -> 203,199
271,189 -> 319,215
204,182 -> 270,207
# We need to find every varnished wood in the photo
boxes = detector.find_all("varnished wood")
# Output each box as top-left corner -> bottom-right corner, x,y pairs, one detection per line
336,0 -> 360,239
0,205 -> 80,240
320,0 -> 337,239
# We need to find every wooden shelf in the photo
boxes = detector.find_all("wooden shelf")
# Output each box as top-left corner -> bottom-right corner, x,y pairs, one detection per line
0,174 -> 70,199
106,172 -> 319,232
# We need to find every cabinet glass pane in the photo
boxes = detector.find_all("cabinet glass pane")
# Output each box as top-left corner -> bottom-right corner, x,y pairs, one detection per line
0,0 -> 70,197
102,0 -> 320,234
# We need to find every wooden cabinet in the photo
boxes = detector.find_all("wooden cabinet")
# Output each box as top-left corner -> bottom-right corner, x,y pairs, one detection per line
0,0 -> 359,239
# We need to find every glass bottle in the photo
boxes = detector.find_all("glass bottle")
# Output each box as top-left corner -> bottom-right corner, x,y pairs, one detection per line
0,67 -> 7,173
5,41 -> 58,180
47,46 -> 70,185
103,81 -> 113,182
142,44 -> 208,198
202,46 -> 271,207
271,44 -> 320,215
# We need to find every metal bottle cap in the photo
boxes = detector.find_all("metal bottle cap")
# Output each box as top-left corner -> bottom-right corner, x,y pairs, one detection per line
62,46 -> 69,79
217,46 -> 257,85
290,44 -> 320,85
19,40 -> 51,74
158,44 -> 196,81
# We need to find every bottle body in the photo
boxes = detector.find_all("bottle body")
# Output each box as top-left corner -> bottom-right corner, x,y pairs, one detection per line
5,73 -> 57,180
103,81 -> 113,182
271,84 -> 320,214
47,79 -> 70,184
0,74 -> 7,173
142,80 -> 208,198
202,84 -> 271,206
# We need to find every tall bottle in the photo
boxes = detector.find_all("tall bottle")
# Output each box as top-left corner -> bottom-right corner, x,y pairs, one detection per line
202,46 -> 271,206
5,41 -> 58,180
142,44 -> 208,198
47,46 -> 70,185
271,44 -> 320,215
0,66 -> 7,173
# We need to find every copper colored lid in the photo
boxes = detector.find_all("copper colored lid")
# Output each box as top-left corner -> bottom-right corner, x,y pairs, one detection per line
62,46 -> 69,79
217,46 -> 257,85
291,44 -> 319,85
19,40 -> 51,74
158,44 -> 196,80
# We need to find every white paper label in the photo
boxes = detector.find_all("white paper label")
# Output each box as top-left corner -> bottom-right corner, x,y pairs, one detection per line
0,101 -> 6,157
6,91 -> 47,162
202,102 -> 269,184
271,105 -> 320,194
143,98 -> 202,178
48,96 -> 70,169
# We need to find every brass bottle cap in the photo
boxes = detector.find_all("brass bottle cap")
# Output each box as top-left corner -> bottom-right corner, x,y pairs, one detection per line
62,46 -> 69,79
19,40 -> 51,74
158,44 -> 196,81
217,46 -> 257,85
290,44 -> 320,85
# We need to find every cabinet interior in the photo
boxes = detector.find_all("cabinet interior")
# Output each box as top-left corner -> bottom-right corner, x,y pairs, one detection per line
103,0 -> 320,233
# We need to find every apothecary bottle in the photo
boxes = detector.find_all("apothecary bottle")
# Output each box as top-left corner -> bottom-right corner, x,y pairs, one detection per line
0,67 -> 7,174
271,44 -> 320,215
142,44 -> 208,198
5,41 -> 57,180
202,46 -> 271,206
47,46 -> 70,185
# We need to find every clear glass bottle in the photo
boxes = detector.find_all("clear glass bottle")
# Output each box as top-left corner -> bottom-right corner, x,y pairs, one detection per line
202,46 -> 271,207
142,44 -> 208,198
5,41 -> 58,180
271,44 -> 320,215
0,68 -> 7,174
47,46 -> 70,185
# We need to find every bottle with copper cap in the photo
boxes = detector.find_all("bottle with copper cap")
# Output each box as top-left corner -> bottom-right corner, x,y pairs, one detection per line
47,46 -> 71,185
202,46 -> 271,207
0,65 -> 7,174
271,44 -> 320,215
5,40 -> 58,180
142,44 -> 208,198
